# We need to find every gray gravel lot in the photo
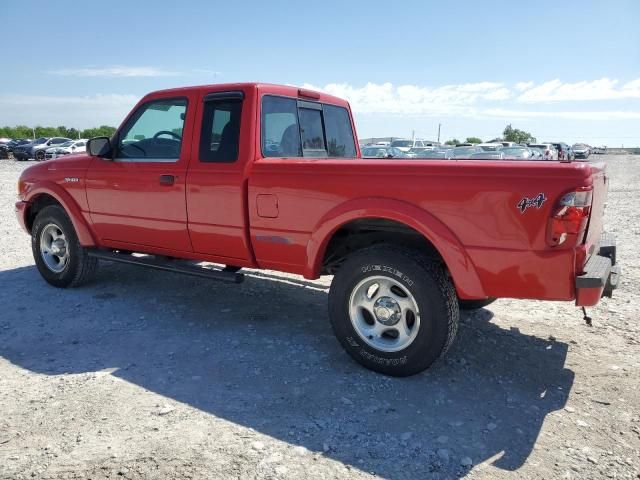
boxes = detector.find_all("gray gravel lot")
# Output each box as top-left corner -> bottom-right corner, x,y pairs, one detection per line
0,156 -> 638,479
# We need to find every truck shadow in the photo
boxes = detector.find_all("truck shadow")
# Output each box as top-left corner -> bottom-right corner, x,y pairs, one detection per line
0,264 -> 574,478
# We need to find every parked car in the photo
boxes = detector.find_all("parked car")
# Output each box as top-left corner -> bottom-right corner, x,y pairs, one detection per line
501,146 -> 537,160
451,146 -> 483,158
551,142 -> 575,161
6,139 -> 31,153
528,143 -> 558,160
32,137 -> 72,161
0,143 -> 9,159
44,139 -> 88,160
478,143 -> 503,151
390,139 -> 429,152
418,149 -> 453,159
572,143 -> 590,159
361,146 -> 408,159
470,151 -> 504,160
15,82 -> 619,377
407,146 -> 437,157
13,138 -> 50,161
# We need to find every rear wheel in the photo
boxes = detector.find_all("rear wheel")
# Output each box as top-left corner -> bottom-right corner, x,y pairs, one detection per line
35,150 -> 45,161
328,245 -> 459,376
32,205 -> 98,288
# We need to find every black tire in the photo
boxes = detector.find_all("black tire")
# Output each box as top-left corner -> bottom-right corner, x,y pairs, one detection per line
31,205 -> 98,288
328,245 -> 459,376
459,298 -> 496,310
35,150 -> 45,161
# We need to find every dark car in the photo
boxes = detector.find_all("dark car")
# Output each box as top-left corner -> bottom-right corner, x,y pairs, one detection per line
550,142 -> 575,162
13,138 -> 50,161
0,143 -> 9,159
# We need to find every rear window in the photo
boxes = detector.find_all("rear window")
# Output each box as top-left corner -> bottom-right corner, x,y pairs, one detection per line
261,96 -> 356,158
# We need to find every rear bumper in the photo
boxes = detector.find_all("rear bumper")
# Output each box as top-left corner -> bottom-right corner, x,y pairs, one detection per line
575,233 -> 620,306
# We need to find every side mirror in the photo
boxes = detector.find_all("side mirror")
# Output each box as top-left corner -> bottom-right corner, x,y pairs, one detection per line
87,137 -> 112,158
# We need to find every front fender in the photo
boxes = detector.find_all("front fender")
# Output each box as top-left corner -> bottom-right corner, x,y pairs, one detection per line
24,182 -> 97,247
304,197 -> 485,299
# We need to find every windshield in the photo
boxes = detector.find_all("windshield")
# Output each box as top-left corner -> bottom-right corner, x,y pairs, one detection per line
390,140 -> 412,148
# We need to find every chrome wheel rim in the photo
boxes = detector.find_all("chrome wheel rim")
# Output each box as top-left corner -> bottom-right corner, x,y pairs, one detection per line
348,275 -> 421,352
39,223 -> 69,273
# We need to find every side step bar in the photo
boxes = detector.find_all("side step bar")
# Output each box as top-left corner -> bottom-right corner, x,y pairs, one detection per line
87,250 -> 244,284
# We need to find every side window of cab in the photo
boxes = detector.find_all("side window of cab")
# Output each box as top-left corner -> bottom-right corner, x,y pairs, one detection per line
116,98 -> 187,161
261,96 -> 356,158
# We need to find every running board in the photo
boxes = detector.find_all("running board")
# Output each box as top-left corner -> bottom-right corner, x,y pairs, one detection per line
87,250 -> 244,284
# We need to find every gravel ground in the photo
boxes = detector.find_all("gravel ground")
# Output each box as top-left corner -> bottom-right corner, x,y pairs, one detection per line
0,156 -> 638,480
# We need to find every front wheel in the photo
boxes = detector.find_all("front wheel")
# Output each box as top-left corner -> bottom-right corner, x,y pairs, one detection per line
35,150 -> 45,161
328,245 -> 459,376
32,205 -> 98,288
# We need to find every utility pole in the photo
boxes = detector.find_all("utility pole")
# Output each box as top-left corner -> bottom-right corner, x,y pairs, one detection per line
411,130 -> 415,141
32,127 -> 35,140
437,123 -> 441,143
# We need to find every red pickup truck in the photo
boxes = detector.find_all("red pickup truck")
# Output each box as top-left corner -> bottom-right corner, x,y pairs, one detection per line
15,83 -> 619,376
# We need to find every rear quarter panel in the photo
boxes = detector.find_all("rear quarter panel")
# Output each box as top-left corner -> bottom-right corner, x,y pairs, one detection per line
248,159 -> 594,301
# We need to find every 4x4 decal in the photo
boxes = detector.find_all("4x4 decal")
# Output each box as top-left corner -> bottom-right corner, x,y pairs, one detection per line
517,193 -> 546,213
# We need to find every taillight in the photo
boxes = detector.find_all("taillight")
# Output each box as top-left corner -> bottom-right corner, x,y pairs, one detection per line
547,189 -> 592,246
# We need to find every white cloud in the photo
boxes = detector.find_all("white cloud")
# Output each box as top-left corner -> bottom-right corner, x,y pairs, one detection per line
515,81 -> 534,91
0,94 -> 139,127
48,65 -> 184,77
47,66 -> 222,78
301,81 -> 512,115
482,108 -> 640,120
517,77 -> 640,102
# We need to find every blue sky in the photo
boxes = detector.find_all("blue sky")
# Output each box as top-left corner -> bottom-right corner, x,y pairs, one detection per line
2,0 -> 639,145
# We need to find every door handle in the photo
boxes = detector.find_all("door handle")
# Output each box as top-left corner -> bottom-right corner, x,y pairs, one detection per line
159,174 -> 175,186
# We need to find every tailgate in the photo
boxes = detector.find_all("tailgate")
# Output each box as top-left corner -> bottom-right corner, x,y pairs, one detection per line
583,162 -> 608,254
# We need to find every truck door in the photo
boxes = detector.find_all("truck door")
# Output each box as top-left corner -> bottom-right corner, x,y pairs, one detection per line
185,89 -> 254,262
85,94 -> 194,252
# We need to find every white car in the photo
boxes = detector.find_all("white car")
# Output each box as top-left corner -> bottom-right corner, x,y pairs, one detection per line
478,143 -> 503,151
390,138 -> 440,152
529,143 -> 558,160
44,139 -> 88,160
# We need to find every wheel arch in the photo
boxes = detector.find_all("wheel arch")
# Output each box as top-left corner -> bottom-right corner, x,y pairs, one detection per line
24,184 -> 97,247
304,197 -> 486,299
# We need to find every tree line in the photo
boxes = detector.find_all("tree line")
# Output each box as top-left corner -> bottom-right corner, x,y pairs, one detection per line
444,125 -> 536,146
0,125 -> 117,140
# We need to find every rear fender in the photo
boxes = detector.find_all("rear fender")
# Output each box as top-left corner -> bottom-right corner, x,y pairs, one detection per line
24,182 -> 97,247
304,197 -> 485,298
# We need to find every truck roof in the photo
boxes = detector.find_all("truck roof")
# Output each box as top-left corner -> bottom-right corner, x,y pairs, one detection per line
144,82 -> 350,108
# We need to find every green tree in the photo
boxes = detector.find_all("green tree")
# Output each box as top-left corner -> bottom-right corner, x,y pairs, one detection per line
466,137 -> 483,144
503,124 -> 536,144
81,125 -> 117,138
444,138 -> 460,146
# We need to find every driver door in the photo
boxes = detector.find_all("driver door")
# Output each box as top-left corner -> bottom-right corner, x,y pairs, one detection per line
85,94 -> 195,253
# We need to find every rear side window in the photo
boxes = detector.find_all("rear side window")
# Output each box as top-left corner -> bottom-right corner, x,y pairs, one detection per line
261,95 -> 356,158
199,97 -> 242,163
323,104 -> 356,157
